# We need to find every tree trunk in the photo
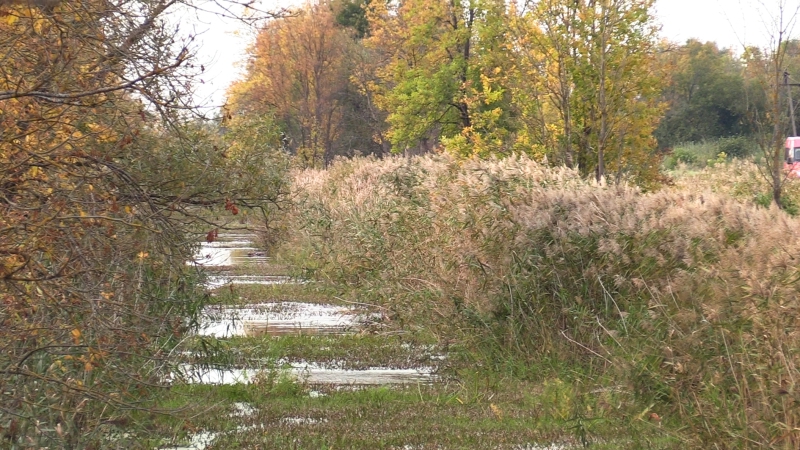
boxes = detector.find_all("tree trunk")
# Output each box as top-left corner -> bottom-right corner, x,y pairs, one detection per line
457,6 -> 475,130
596,1 -> 607,182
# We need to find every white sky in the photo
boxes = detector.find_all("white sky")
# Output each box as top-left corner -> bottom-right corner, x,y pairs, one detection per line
655,0 -> 798,51
188,0 -> 800,111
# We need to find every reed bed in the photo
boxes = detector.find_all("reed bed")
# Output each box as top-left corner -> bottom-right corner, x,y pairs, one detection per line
282,154 -> 800,447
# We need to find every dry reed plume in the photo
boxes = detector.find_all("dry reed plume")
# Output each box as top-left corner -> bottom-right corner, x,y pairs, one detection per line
283,154 -> 800,447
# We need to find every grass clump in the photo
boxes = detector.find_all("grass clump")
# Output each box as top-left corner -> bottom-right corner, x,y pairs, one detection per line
194,379 -> 677,449
280,153 -> 800,447
663,137 -> 756,170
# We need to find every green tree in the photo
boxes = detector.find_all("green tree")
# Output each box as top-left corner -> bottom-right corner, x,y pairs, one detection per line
335,0 -> 371,39
656,40 -> 752,149
365,0 -> 515,156
522,0 -> 664,186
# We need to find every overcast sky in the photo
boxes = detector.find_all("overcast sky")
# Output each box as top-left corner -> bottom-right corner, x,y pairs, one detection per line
656,0 -> 796,51
188,0 -> 799,111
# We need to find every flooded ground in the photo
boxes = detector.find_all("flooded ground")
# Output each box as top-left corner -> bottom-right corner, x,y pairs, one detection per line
158,432 -> 216,450
197,302 -> 369,337
179,363 -> 436,386
170,232 -> 596,449
205,274 -> 290,289
189,234 -> 268,267
184,232 -> 435,390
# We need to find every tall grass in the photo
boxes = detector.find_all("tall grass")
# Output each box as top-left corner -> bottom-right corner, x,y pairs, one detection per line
672,158 -> 800,214
282,153 -> 800,447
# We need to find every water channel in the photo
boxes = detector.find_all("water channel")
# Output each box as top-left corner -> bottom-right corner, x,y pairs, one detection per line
189,233 -> 435,381
161,232 -> 439,449
166,233 -> 572,449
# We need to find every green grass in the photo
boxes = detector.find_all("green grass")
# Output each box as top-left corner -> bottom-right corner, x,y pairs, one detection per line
663,137 -> 757,170
147,368 -> 685,450
207,281 -> 340,305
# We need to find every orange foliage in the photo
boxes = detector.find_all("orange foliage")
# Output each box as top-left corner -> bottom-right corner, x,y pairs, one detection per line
227,3 -> 351,167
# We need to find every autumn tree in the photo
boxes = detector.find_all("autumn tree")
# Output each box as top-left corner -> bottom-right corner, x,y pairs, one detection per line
227,1 -> 384,167
524,0 -> 663,184
362,0 -> 664,185
515,0 -> 583,166
364,0 -> 517,156
0,0 -> 286,446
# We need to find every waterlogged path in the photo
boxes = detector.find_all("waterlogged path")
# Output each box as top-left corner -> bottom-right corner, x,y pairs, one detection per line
197,302 -> 365,338
162,232 -> 442,449
187,232 -> 439,383
161,232 -> 589,449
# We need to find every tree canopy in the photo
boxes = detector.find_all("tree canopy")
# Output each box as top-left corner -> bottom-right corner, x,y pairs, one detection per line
229,0 -> 668,186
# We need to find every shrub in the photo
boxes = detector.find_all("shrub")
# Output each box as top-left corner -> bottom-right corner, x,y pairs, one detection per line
665,138 -> 754,170
717,135 -> 755,158
671,146 -> 698,165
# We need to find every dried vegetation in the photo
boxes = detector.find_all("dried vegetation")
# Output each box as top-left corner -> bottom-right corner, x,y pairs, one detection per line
282,154 -> 800,447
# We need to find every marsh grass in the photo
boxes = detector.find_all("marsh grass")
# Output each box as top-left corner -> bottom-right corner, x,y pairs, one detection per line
670,157 -> 800,215
153,374 -> 679,449
207,282 -> 336,306
164,278 -> 679,448
280,153 -> 800,447
183,334 -> 440,369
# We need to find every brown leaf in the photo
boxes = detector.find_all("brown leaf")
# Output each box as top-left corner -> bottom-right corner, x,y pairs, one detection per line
206,228 -> 218,243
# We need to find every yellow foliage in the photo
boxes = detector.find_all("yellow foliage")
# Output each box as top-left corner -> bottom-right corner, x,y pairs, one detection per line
71,329 -> 81,345
3,13 -> 18,26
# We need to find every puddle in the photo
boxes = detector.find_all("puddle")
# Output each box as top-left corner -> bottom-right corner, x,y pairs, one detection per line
190,243 -> 269,267
198,302 -> 365,337
280,416 -> 327,425
293,363 -> 435,385
203,233 -> 259,245
178,363 -> 435,386
158,431 -> 216,450
202,239 -> 256,248
232,402 -> 256,418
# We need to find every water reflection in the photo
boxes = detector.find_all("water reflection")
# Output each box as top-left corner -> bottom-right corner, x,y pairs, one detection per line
205,275 -> 291,289
189,244 -> 268,267
179,363 -> 435,386
197,302 -> 366,338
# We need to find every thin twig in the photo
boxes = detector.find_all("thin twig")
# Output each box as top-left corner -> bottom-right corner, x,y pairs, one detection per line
560,330 -> 612,365
333,296 -> 386,310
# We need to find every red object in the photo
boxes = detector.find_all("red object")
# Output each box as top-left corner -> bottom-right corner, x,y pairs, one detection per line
785,137 -> 800,178
787,162 -> 800,178
224,198 -> 239,215
206,229 -> 218,243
